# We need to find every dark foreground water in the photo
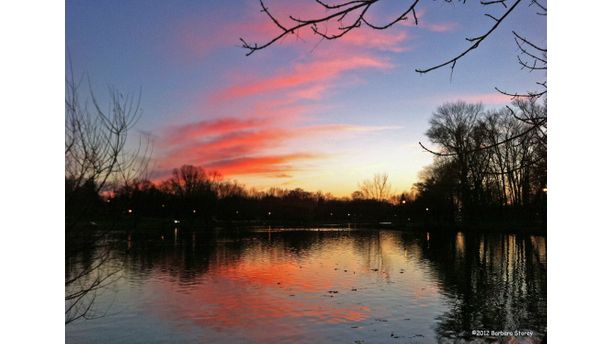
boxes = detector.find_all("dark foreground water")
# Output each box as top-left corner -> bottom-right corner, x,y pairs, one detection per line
66,228 -> 546,343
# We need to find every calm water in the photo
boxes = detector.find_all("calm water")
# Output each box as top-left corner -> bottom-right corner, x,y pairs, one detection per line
66,228 -> 546,343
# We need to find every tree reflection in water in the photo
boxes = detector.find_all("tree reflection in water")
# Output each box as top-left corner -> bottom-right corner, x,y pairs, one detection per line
408,231 -> 546,342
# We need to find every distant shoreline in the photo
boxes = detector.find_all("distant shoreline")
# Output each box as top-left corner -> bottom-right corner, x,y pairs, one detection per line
69,216 -> 546,235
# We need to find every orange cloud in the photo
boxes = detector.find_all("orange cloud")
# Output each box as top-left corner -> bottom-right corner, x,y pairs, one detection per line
202,153 -> 320,176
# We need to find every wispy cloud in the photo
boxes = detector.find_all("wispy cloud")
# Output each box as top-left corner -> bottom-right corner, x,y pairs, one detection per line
212,55 -> 393,102
420,21 -> 458,33
202,153 -> 319,176
449,92 -> 515,105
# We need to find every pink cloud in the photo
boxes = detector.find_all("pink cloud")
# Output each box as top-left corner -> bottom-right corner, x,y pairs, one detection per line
288,83 -> 328,100
175,1 -> 327,59
164,118 -> 269,146
452,92 -> 515,105
338,30 -> 410,52
398,8 -> 458,33
421,21 -> 458,33
213,55 -> 392,102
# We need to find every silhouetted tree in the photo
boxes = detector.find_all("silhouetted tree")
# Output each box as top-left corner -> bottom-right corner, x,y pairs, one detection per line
65,67 -> 151,324
161,165 -> 218,219
65,68 -> 150,222
414,100 -> 546,223
359,173 -> 392,201
424,102 -> 483,217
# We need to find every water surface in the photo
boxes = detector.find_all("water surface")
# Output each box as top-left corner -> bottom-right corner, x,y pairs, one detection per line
66,228 -> 546,343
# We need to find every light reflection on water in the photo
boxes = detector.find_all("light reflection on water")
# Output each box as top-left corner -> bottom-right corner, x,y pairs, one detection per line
66,228 -> 546,343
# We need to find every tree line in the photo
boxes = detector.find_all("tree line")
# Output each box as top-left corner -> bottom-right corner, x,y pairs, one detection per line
67,166 -> 404,225
414,99 -> 546,224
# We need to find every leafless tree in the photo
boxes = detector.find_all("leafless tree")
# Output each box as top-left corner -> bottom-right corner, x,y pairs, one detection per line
65,67 -> 151,324
418,101 -> 546,218
65,69 -> 151,210
424,102 -> 483,211
161,165 -> 214,197
359,173 -> 392,200
214,180 -> 248,198
480,103 -> 546,206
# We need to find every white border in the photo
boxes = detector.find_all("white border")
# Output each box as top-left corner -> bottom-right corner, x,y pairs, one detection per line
548,1 -> 612,343
1,1 -> 64,342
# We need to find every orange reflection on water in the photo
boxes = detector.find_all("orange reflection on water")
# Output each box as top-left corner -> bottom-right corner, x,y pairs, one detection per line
142,230 -> 446,343
148,240 -> 376,341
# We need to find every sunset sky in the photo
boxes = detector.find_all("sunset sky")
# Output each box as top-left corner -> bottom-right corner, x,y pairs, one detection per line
66,0 -> 546,196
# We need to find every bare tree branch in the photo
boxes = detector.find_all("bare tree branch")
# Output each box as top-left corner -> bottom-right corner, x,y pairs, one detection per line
240,0 -> 422,56
481,0 -> 508,8
415,0 -> 522,74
